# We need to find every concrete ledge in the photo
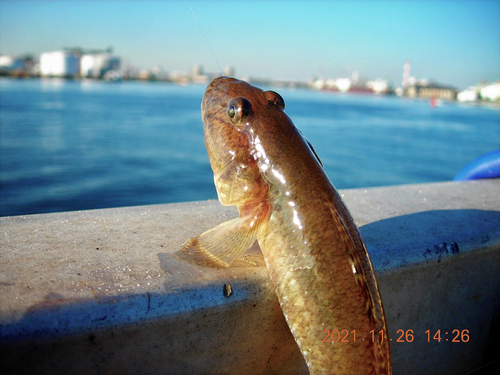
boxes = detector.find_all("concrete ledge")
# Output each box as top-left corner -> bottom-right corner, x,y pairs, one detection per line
1,180 -> 499,374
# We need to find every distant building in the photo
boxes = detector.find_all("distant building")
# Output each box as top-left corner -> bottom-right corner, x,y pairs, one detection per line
224,66 -> 234,77
137,70 -> 152,80
399,61 -> 456,99
192,64 -> 202,77
39,47 -> 120,79
318,78 -> 352,92
480,82 -> 500,101
0,55 -> 16,71
151,66 -> 166,81
0,54 -> 34,76
40,50 -> 80,77
80,55 -> 95,77
335,78 -> 352,93
351,70 -> 359,85
192,64 -> 209,83
457,87 -> 479,102
418,86 -> 457,100
405,83 -> 457,100
80,53 -> 120,79
366,79 -> 389,94
168,70 -> 190,84
402,61 -> 411,88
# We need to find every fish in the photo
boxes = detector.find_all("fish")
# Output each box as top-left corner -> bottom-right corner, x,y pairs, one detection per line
181,76 -> 392,374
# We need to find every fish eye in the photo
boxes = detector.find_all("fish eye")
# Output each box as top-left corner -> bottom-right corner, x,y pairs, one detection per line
227,97 -> 251,125
264,90 -> 285,109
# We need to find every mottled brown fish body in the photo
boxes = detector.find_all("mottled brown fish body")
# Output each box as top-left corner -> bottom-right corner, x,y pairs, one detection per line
255,129 -> 388,374
184,77 -> 391,374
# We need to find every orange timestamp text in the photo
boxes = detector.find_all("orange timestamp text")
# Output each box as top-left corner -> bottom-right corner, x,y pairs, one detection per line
322,329 -> 470,343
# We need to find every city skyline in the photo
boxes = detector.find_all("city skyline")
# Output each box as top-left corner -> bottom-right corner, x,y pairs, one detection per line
1,1 -> 499,90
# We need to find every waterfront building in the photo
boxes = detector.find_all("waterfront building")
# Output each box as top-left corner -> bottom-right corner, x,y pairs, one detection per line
192,64 -> 209,83
40,50 -> 80,77
0,55 -> 16,71
80,53 -> 120,79
457,87 -> 479,102
150,66 -> 166,81
191,64 -> 209,84
417,85 -> 457,100
224,66 -> 234,77
0,54 -> 34,76
402,60 -> 411,88
366,79 -> 389,94
480,82 -> 500,101
405,82 -> 457,100
335,78 -> 352,93
137,70 -> 152,80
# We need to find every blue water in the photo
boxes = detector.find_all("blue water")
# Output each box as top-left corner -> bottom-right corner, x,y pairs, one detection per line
1,78 -> 499,217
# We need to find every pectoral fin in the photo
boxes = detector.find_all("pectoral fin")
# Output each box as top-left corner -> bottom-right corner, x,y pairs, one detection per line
179,203 -> 268,268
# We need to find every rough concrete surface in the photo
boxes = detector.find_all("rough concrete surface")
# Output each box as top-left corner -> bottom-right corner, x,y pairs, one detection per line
1,180 -> 499,374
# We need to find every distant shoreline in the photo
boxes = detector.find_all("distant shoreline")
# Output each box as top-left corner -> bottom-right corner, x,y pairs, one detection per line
1,74 -> 499,109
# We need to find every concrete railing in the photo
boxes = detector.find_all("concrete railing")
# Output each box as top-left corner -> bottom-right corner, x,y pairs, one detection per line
1,180 -> 499,375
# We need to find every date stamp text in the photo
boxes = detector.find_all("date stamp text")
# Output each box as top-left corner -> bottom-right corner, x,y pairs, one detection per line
322,329 -> 470,343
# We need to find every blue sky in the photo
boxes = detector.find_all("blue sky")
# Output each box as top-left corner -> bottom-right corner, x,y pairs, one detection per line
1,0 -> 499,89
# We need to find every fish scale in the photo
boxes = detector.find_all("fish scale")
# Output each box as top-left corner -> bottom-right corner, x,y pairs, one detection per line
181,77 -> 391,374
259,198 -> 379,374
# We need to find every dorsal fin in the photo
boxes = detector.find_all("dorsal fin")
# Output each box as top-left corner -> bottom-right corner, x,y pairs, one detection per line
307,139 -> 324,168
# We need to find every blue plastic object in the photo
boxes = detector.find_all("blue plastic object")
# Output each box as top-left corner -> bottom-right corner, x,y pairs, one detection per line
453,149 -> 500,181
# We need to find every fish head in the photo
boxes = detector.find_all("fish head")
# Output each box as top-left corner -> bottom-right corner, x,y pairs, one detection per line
201,76 -> 287,207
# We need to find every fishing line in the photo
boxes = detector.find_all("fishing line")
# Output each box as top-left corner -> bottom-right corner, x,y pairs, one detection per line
185,0 -> 224,75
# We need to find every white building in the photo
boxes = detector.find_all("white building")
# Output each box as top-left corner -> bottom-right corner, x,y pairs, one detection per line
312,77 -> 352,92
402,60 -> 411,88
80,53 -> 120,78
40,51 -> 80,77
0,55 -> 14,70
335,78 -> 352,93
457,88 -> 479,102
366,79 -> 389,94
224,66 -> 234,77
480,83 -> 500,101
0,55 -> 29,72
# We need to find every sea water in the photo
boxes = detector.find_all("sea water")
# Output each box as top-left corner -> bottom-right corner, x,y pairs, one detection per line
1,78 -> 499,216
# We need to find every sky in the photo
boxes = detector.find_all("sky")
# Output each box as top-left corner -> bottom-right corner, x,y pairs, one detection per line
1,0 -> 499,89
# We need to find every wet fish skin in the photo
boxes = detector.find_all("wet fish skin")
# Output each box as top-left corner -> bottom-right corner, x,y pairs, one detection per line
182,77 -> 391,374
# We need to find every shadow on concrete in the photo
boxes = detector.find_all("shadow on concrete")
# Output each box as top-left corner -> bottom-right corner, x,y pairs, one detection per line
361,209 -> 500,375
1,208 -> 499,375
0,278 -> 305,374
359,209 -> 500,272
